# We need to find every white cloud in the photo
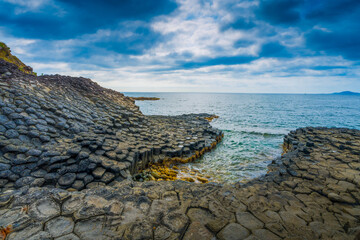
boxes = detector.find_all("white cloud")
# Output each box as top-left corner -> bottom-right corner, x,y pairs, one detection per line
27,53 -> 359,94
3,0 -> 51,13
150,0 -> 257,60
1,0 -> 359,93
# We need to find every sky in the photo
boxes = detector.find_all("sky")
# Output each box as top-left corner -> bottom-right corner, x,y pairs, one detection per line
0,0 -> 359,93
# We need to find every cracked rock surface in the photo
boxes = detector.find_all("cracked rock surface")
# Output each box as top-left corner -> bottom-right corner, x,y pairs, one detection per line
2,128 -> 360,239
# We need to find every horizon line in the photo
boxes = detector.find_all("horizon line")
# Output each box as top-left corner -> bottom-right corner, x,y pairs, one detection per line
123,91 -> 359,95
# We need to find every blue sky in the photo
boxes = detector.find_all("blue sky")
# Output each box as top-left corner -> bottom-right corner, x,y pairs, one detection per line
1,0 -> 359,93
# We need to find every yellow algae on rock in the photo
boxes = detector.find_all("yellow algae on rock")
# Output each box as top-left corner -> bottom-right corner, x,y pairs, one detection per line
151,171 -> 162,179
180,177 -> 195,182
137,133 -> 224,184
196,177 -> 209,183
204,115 -> 219,122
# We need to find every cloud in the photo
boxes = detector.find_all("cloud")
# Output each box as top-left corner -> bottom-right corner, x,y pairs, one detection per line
181,56 -> 256,69
0,0 -> 177,39
0,0 -> 359,93
2,0 -> 50,12
305,0 -> 360,22
257,0 -> 303,25
303,1 -> 360,60
306,29 -> 360,60
89,22 -> 163,55
259,42 -> 291,58
221,18 -> 256,31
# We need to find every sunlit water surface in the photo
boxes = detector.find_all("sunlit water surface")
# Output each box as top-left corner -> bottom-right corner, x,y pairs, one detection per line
125,93 -> 360,183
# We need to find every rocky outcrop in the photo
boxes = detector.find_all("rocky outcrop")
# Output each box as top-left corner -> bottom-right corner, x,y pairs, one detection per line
0,59 -> 222,192
0,127 -> 359,239
0,43 -> 34,75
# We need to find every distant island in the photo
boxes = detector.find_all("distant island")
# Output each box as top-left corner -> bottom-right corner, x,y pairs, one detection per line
332,91 -> 360,95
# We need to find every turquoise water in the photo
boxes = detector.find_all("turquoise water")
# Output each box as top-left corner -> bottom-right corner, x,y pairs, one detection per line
126,93 -> 360,183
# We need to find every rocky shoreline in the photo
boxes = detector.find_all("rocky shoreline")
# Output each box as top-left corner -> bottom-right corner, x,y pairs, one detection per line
0,127 -> 359,240
0,58 -> 359,239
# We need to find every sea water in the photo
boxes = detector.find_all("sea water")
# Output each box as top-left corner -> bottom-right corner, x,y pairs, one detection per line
125,92 -> 360,183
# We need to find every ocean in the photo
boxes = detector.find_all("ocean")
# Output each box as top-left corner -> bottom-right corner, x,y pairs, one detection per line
125,92 -> 360,183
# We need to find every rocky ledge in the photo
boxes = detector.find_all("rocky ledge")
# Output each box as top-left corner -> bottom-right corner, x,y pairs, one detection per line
0,58 -> 359,239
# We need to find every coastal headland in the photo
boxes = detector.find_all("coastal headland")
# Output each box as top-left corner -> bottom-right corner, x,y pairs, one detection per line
0,56 -> 359,239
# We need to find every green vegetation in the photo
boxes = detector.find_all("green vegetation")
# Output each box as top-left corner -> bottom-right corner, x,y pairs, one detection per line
0,42 -> 37,76
0,42 -> 7,49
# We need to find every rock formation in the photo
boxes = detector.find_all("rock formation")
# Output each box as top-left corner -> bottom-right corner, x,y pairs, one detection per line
1,127 -> 359,240
0,48 -> 359,239
0,43 -> 34,75
0,58 -> 222,191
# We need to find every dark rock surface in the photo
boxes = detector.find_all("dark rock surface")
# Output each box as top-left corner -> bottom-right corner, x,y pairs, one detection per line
0,59 -> 222,192
1,59 -> 359,239
1,128 -> 360,239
